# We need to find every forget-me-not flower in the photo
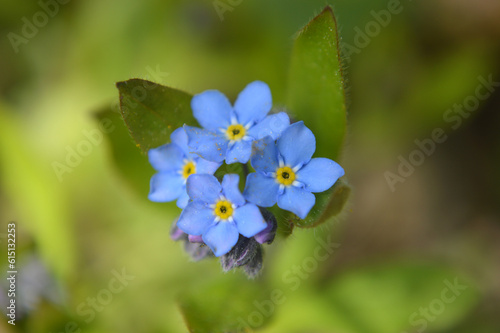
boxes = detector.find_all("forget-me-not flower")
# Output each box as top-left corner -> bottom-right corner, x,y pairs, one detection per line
148,128 -> 221,208
177,174 -> 267,256
184,81 -> 290,164
243,122 -> 345,219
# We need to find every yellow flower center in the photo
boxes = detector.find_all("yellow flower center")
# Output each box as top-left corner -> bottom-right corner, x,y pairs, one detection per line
214,200 -> 234,220
182,161 -> 196,179
226,124 -> 246,141
276,166 -> 296,186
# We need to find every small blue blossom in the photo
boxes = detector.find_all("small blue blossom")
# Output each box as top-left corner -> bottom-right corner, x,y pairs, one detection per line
243,122 -> 345,219
148,128 -> 221,208
184,81 -> 290,164
177,174 -> 267,256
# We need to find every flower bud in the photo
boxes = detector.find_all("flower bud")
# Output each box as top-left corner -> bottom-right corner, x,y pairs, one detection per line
170,219 -> 187,241
254,208 -> 277,244
188,235 -> 204,243
220,236 -> 260,272
184,242 -> 213,261
171,218 -> 212,261
243,246 -> 263,278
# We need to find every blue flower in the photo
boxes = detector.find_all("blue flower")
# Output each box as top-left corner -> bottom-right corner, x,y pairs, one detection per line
184,81 -> 290,164
177,174 -> 267,256
243,122 -> 345,219
148,128 -> 221,208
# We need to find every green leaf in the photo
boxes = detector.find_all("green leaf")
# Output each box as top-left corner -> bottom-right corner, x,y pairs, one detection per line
94,106 -> 153,197
178,274 -> 272,333
287,6 -> 346,161
116,79 -> 195,153
282,6 -> 349,229
295,179 -> 351,228
271,179 -> 350,236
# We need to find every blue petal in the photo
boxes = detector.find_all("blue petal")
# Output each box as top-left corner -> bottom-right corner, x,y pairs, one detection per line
243,173 -> 279,207
250,136 -> 279,175
221,174 -> 245,207
234,81 -> 273,125
233,204 -> 267,238
297,158 -> 345,193
226,140 -> 252,164
247,112 -> 290,140
177,200 -> 215,236
170,127 -> 190,155
195,157 -> 221,175
148,172 -> 184,202
277,186 -> 316,219
202,222 -> 239,257
176,190 -> 190,209
186,174 -> 222,204
277,121 -> 316,168
185,125 -> 228,163
148,144 -> 184,172
191,90 -> 232,131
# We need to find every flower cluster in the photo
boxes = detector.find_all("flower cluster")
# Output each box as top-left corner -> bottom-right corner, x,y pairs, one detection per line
148,81 -> 344,276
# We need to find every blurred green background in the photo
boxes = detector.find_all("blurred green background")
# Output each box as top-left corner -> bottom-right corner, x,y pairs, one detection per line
1,0 -> 499,332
